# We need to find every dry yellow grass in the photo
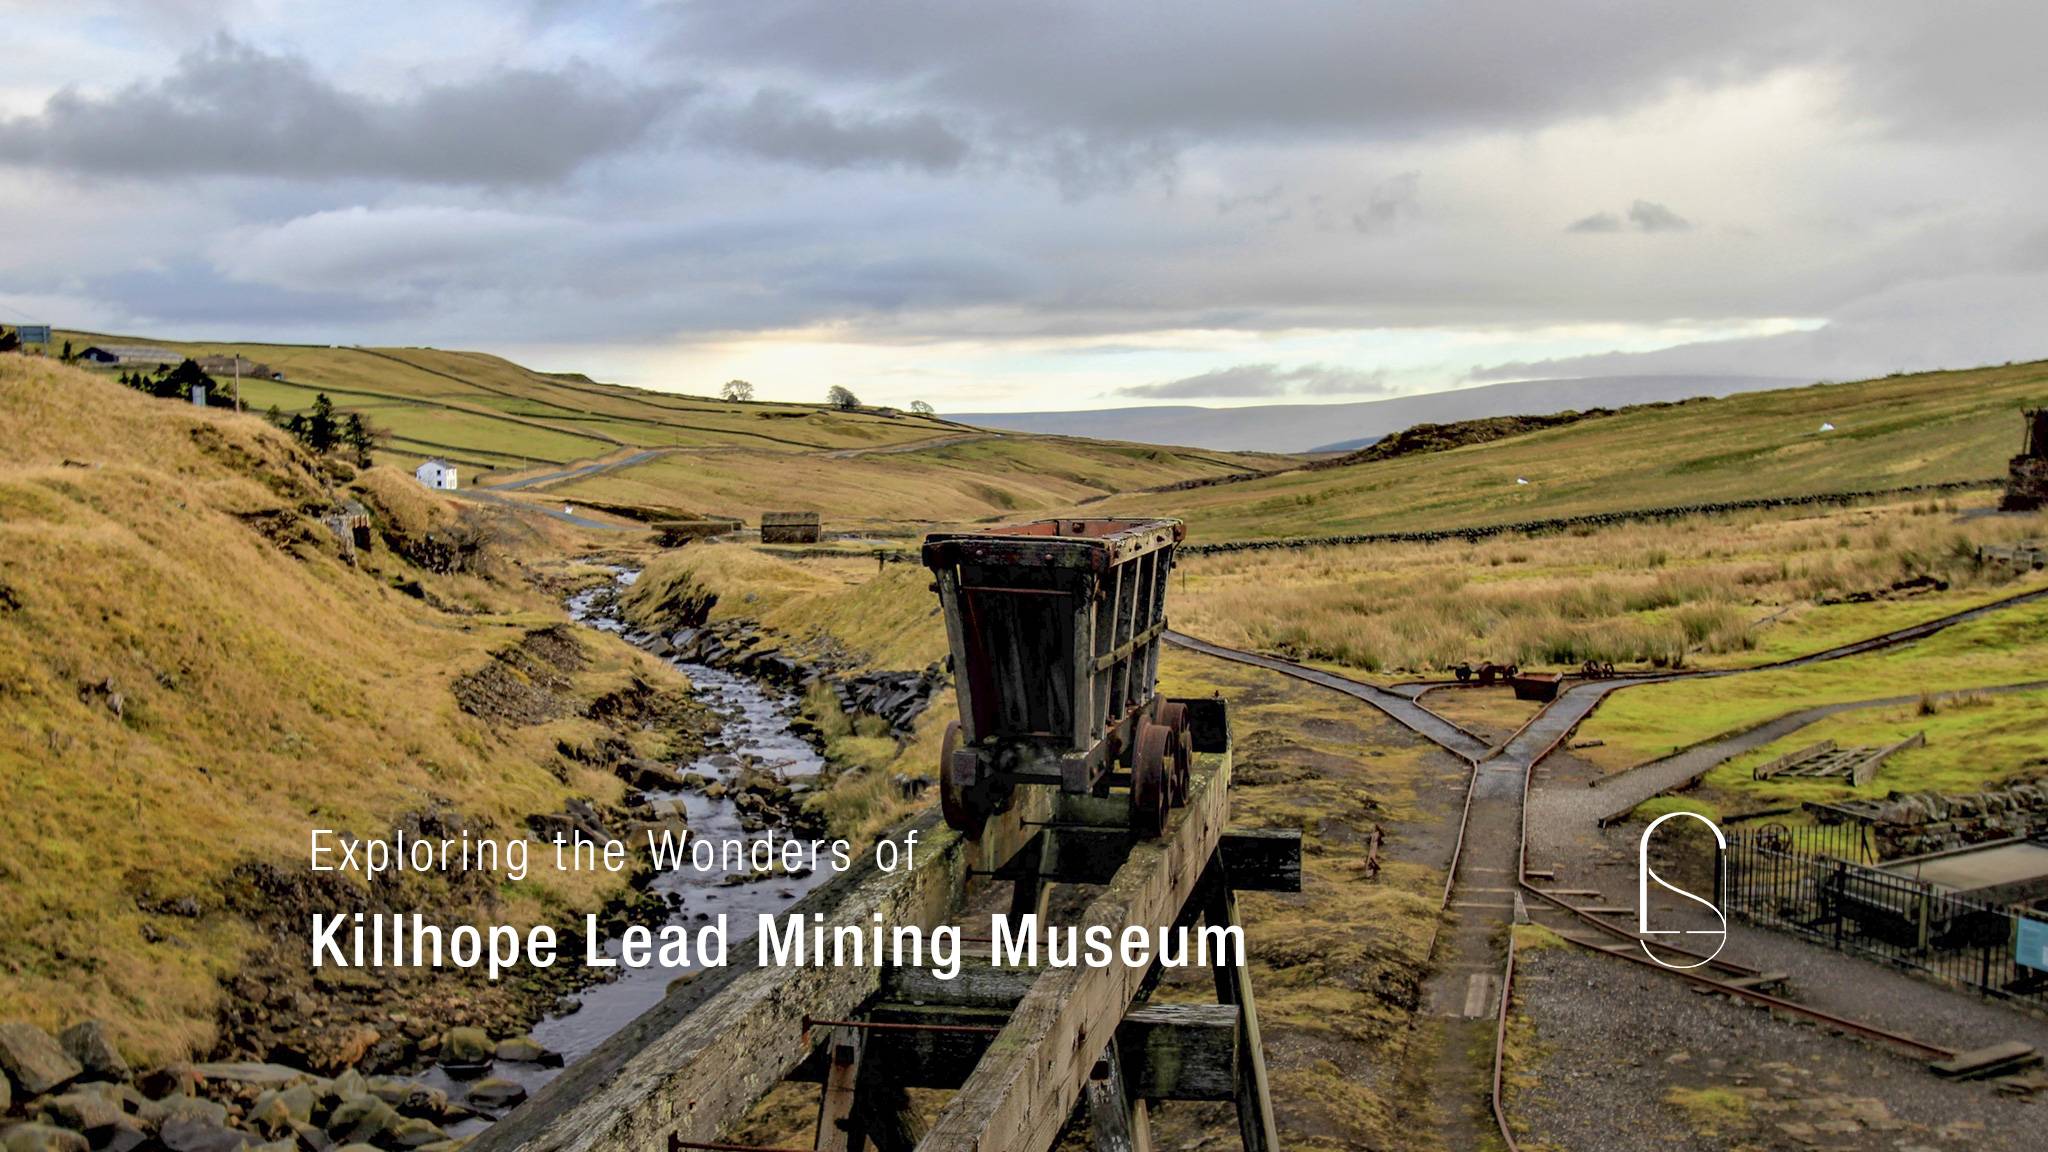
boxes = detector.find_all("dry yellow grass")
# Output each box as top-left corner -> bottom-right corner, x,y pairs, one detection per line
1172,494 -> 2048,677
0,357 -> 670,1062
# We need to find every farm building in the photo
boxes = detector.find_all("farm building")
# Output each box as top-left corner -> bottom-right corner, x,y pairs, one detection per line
197,354 -> 273,378
414,459 -> 458,491
79,344 -> 180,369
760,510 -> 821,543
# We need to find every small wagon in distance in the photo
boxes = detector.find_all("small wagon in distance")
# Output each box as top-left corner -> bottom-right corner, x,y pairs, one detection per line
922,517 -> 1219,837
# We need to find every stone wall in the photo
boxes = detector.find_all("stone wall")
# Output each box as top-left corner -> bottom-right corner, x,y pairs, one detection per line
1821,780 -> 2048,858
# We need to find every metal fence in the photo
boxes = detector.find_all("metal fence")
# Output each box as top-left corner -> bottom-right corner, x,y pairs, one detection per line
1722,825 -> 2048,1012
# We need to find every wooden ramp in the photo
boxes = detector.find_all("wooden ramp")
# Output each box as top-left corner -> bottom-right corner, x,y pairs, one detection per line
471,732 -> 1295,1152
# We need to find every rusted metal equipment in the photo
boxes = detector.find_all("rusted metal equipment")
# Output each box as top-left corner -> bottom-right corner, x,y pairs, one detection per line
922,517 -> 1193,837
1452,661 -> 1519,685
760,510 -> 822,543
1579,659 -> 1616,679
1510,672 -> 1563,702
2003,408 -> 2048,511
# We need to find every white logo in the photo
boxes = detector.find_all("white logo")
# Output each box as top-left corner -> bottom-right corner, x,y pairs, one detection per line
1638,811 -> 1727,969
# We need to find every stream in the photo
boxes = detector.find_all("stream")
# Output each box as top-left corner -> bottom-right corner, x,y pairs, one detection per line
422,568 -> 832,1128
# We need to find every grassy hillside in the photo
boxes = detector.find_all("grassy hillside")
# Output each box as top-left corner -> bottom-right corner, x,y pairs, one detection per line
1088,361 -> 2048,541
0,355 -> 693,1064
50,333 -> 1287,527
546,433 -> 1276,528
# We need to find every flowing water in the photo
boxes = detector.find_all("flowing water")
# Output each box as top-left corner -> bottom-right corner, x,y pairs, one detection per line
424,568 -> 832,1126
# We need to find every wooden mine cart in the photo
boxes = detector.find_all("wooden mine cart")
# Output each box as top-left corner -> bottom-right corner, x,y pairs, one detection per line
923,517 -> 1196,836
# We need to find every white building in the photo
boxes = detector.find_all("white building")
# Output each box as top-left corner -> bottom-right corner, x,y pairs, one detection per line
415,459 -> 458,491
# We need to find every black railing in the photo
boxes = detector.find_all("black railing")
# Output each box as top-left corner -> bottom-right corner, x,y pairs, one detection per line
1722,826 -> 2048,1012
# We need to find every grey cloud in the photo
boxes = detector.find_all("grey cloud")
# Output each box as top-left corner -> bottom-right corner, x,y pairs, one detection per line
1566,211 -> 1624,233
695,89 -> 969,172
1119,363 -> 1390,399
1628,200 -> 1691,232
0,35 -> 678,185
1353,172 -> 1420,233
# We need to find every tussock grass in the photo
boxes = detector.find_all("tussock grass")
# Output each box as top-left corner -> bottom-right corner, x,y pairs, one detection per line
0,357 -> 665,1062
1173,496 -> 2046,676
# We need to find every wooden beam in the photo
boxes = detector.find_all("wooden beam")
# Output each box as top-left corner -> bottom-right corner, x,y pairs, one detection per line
916,752 -> 1233,1152
1082,1040 -> 1150,1152
995,827 -> 1300,892
787,1003 -> 1238,1102
1206,877 -> 1278,1152
813,1027 -> 862,1152
470,792 -> 1053,1152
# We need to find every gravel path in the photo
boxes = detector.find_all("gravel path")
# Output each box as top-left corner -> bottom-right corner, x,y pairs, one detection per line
1513,947 -> 2043,1151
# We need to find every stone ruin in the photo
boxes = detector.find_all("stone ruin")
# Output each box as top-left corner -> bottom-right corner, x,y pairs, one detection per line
1814,779 -> 2048,858
2003,407 -> 2048,511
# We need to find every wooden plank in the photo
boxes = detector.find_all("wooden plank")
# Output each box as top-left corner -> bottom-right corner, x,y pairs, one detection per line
813,1027 -> 862,1152
1754,739 -> 1835,780
789,1003 -> 1238,1101
916,752 -> 1234,1152
1853,731 -> 1924,787
1083,1040 -> 1151,1152
1006,827 -> 1300,891
1206,875 -> 1278,1152
1930,1041 -> 2042,1079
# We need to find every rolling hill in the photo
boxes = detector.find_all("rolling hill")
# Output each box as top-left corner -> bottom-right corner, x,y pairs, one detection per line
1080,361 -> 2047,540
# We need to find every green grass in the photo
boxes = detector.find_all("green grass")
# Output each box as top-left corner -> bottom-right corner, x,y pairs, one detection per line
1089,361 -> 2048,540
1638,688 -> 2048,819
1578,596 -> 2048,773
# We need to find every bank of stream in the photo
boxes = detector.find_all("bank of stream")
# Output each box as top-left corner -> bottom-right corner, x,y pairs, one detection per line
424,568 -> 833,1132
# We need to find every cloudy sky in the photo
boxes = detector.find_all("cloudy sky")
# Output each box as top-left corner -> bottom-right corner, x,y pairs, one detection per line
2,1 -> 2043,411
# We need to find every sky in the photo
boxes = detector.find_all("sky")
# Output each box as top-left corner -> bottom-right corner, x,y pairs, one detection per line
1,1 -> 2044,412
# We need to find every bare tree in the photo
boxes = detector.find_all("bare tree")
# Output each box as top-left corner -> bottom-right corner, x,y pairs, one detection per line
826,385 -> 861,410
720,379 -> 755,402
910,400 -> 936,416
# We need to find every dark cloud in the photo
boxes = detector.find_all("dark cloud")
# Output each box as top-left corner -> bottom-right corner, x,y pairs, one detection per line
1628,199 -> 1691,232
1119,363 -> 1390,399
1566,211 -> 1624,234
0,35 -> 678,185
695,89 -> 969,172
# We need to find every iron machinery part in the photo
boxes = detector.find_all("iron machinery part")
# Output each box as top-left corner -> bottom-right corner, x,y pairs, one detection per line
1129,720 -> 1171,837
1156,700 -> 1192,806
938,721 -> 989,837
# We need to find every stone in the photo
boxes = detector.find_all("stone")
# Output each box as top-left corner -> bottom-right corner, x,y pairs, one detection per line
1,1124 -> 91,1152
462,1078 -> 525,1111
0,1022 -> 84,1097
252,1085 -> 316,1129
158,1116 -> 250,1152
491,1037 -> 557,1066
36,1093 -> 125,1133
323,1098 -> 399,1146
58,1024 -> 128,1083
327,1069 -> 368,1102
437,1028 -> 493,1067
138,1096 -> 229,1133
191,1064 -> 311,1090
94,1119 -> 149,1152
365,1079 -> 443,1119
388,1118 -> 447,1148
288,1121 -> 332,1152
135,1065 -> 201,1100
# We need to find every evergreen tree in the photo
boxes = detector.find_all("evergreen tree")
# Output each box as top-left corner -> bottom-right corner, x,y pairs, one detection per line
158,358 -> 213,401
308,393 -> 338,453
342,413 -> 376,466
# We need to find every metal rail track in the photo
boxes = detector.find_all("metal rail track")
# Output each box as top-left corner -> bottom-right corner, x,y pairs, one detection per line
1168,593 -> 2047,1147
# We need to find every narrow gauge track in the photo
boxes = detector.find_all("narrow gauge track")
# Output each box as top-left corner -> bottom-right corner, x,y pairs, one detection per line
1163,589 -> 2048,1149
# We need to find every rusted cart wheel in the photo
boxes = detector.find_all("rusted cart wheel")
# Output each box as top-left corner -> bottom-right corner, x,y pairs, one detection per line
938,721 -> 986,837
1131,720 -> 1171,837
1156,701 -> 1192,806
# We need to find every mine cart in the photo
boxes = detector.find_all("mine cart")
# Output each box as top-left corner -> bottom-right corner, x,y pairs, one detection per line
1512,671 -> 1564,701
922,517 -> 1199,837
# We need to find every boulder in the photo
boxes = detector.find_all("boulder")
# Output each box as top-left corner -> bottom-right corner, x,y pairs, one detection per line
58,1024 -> 128,1083
364,1079 -> 443,1118
1,1124 -> 91,1152
491,1037 -> 557,1067
95,1119 -> 149,1152
35,1092 -> 125,1133
437,1028 -> 493,1068
191,1064 -> 311,1091
138,1096 -> 229,1133
135,1065 -> 201,1100
158,1116 -> 249,1152
288,1121 -> 333,1152
323,1098 -> 399,1146
327,1069 -> 369,1103
252,1085 -> 316,1129
387,1118 -> 447,1148
462,1078 -> 525,1111
0,1022 -> 83,1097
